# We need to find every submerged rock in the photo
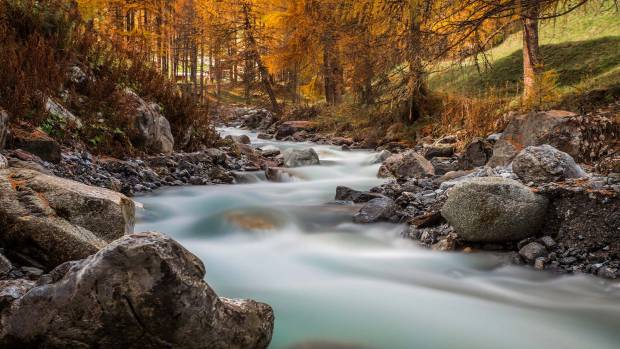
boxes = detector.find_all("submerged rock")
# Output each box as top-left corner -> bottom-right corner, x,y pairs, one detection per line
282,148 -> 320,168
512,145 -> 586,184
441,177 -> 548,242
379,150 -> 435,179
0,168 -> 135,268
0,232 -> 274,349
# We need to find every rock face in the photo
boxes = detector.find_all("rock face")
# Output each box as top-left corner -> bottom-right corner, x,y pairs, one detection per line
379,150 -> 435,179
353,197 -> 397,223
0,108 -> 8,150
0,232 -> 274,349
124,88 -> 175,155
335,186 -> 384,203
441,177 -> 548,242
282,148 -> 320,168
10,128 -> 61,163
0,168 -> 135,268
512,145 -> 586,184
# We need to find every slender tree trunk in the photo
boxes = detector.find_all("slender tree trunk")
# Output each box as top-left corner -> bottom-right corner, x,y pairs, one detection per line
522,2 -> 543,103
242,4 -> 281,115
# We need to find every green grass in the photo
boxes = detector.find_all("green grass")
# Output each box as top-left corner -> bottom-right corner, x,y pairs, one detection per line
429,4 -> 620,98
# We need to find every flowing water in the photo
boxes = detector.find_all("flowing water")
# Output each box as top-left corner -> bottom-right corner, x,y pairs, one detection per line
136,127 -> 620,349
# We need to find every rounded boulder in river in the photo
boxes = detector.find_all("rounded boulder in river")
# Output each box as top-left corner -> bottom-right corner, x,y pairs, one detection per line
136,127 -> 620,349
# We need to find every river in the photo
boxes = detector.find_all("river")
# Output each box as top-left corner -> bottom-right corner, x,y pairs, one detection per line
136,127 -> 620,349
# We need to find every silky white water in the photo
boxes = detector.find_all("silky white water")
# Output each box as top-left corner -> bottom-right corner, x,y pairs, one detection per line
136,127 -> 620,349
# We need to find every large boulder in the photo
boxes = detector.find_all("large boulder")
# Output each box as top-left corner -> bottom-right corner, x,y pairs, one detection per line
9,128 -> 61,163
0,232 -> 274,349
441,177 -> 549,242
353,197 -> 398,223
0,108 -> 8,150
0,168 -> 135,268
124,88 -> 175,155
488,110 -> 617,166
282,148 -> 320,168
378,150 -> 435,179
512,145 -> 586,184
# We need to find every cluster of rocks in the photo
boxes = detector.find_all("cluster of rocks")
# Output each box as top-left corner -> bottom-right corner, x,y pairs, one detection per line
342,109 -> 619,280
1,147 -> 236,197
0,166 -> 274,348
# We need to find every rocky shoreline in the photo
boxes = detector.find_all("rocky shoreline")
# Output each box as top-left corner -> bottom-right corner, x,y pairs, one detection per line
220,105 -> 619,280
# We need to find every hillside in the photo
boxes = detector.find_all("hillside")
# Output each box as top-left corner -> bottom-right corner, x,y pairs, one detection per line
430,4 -> 620,103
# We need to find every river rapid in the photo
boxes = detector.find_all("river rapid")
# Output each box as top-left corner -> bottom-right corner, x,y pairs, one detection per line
136,127 -> 620,349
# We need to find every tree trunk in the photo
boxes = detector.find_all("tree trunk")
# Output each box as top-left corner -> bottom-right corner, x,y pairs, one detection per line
322,31 -> 343,105
242,4 -> 281,115
522,3 -> 543,103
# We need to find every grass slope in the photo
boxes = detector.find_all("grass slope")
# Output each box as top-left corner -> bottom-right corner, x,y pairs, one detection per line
429,4 -> 620,98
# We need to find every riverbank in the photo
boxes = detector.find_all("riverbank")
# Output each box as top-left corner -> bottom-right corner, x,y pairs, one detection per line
219,105 -> 619,280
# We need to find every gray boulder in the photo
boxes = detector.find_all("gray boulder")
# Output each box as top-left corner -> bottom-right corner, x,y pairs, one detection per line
368,150 -> 391,165
0,168 -> 135,268
512,145 -> 586,184
0,232 -> 274,349
0,108 -> 7,150
124,88 -> 174,155
0,155 -> 7,170
282,148 -> 320,168
441,177 -> 548,242
335,186 -> 384,203
379,150 -> 435,179
353,197 -> 397,223
259,145 -> 281,157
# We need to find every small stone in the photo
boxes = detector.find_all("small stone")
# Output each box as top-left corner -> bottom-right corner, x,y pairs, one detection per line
597,267 -> 618,279
560,256 -> 578,265
519,242 -> 548,264
534,257 -> 546,270
539,236 -> 557,249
